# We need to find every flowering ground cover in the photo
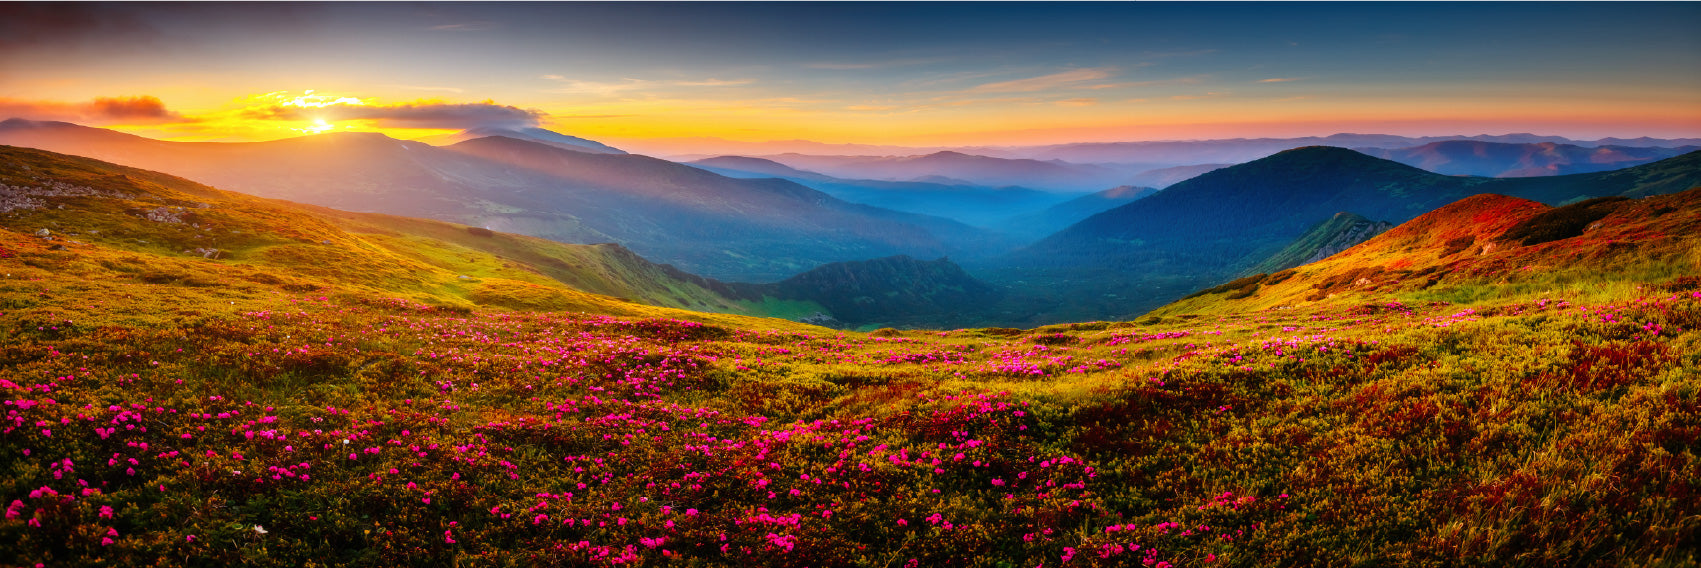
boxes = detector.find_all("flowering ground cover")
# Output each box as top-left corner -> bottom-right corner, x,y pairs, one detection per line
3,278 -> 1697,566
2,145 -> 1698,566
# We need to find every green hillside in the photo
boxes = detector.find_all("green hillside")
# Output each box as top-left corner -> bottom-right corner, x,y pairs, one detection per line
1245,212 -> 1393,275
2,147 -> 1698,567
0,145 -> 803,327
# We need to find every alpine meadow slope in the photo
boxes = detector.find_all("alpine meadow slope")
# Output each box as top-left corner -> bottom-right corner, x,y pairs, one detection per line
1158,188 -> 1701,316
0,144 -> 808,324
0,120 -> 997,282
4,140 -> 1699,568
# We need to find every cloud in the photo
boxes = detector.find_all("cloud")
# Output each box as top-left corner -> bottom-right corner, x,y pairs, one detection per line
256,100 -> 546,130
426,21 -> 495,32
395,85 -> 467,94
1169,91 -> 1229,101
968,68 -> 1114,93
807,62 -> 880,70
0,95 -> 187,125
1055,98 -> 1098,107
674,78 -> 754,87
542,75 -> 754,97
543,78 -> 652,96
804,58 -> 947,70
1258,77 -> 1302,83
0,4 -> 159,52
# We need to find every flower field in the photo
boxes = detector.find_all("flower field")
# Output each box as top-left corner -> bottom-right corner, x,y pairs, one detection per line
2,144 -> 1698,566
4,280 -> 1698,566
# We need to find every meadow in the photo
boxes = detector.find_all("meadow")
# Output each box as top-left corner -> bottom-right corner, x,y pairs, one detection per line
2,145 -> 1698,566
3,270 -> 1696,566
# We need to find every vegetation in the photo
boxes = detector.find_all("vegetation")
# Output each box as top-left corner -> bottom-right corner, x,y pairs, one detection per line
990,148 -> 1701,325
2,145 -> 1699,567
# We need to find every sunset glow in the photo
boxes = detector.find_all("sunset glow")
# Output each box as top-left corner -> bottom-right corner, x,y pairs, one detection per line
1,2 -> 1697,152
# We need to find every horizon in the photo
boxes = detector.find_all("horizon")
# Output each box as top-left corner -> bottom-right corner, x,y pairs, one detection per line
8,115 -> 1698,161
2,2 -> 1698,154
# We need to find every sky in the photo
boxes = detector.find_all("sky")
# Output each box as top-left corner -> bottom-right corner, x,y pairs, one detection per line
2,2 -> 1699,153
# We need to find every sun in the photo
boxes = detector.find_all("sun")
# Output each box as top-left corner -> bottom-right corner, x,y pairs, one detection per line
299,118 -> 335,135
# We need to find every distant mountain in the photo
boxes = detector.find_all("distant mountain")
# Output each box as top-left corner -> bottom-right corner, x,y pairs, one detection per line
758,151 -> 1136,192
1484,149 -> 1701,202
1155,188 -> 1701,315
414,126 -> 627,154
1126,164 -> 1229,188
993,185 -> 1158,241
0,144 -> 775,319
1004,133 -> 1701,166
688,155 -> 1073,227
437,135 -> 1005,279
1246,212 -> 1394,275
990,147 -> 1701,322
0,120 -> 998,281
1359,141 -> 1696,177
690,155 -> 831,180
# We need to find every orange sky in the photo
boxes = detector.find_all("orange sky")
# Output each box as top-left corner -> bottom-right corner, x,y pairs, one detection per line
2,3 -> 1698,153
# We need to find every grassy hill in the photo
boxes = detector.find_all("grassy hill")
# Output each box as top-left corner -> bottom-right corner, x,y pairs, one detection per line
0,121 -> 998,282
988,147 -> 1701,325
2,146 -> 1698,567
1245,212 -> 1393,275
1157,189 -> 1701,316
0,144 -> 812,325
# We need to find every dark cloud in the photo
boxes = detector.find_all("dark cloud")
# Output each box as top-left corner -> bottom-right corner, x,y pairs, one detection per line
89,96 -> 179,120
0,4 -> 159,52
248,101 -> 545,130
0,95 -> 186,125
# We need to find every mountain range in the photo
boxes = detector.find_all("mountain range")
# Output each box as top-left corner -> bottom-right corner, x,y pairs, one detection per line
413,126 -> 628,154
959,133 -> 1701,165
1156,186 -> 1701,315
991,185 -> 1159,240
0,144 -> 771,319
984,146 -> 1701,324
687,155 -> 1073,227
0,119 -> 996,282
753,151 -> 1141,192
5,117 -> 1701,328
1358,140 -> 1697,177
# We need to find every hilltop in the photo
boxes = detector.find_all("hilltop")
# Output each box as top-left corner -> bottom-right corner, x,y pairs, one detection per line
988,146 -> 1701,324
1158,188 -> 1701,315
0,144 -> 814,326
